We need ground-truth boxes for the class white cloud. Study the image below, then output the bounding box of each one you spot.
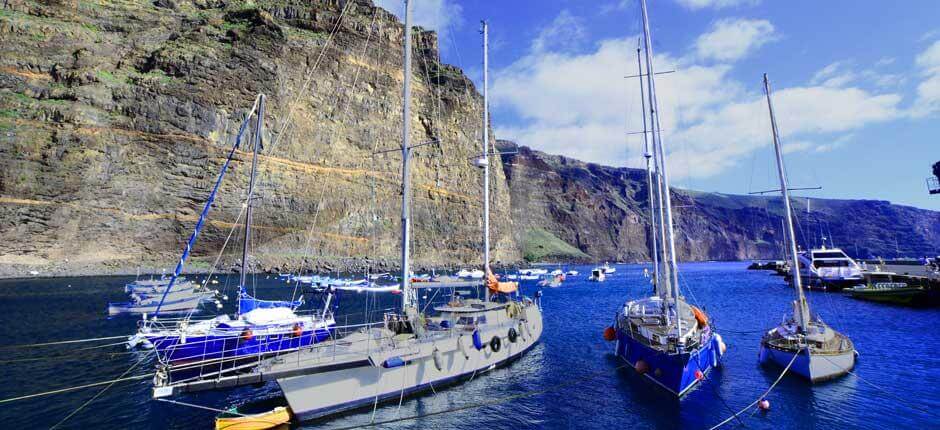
[675,0,761,10]
[811,60,904,90]
[694,18,776,62]
[492,15,905,181]
[912,40,940,117]
[374,0,463,43]
[532,10,587,54]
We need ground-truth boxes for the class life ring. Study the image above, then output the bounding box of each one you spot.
[292,324,303,338]
[241,328,254,341]
[508,328,518,343]
[490,336,502,353]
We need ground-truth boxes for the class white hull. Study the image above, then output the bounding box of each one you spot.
[758,344,855,382]
[276,305,543,421]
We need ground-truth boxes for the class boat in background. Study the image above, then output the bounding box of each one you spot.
[518,268,548,276]
[607,1,724,397]
[797,246,863,290]
[757,73,856,382]
[601,262,616,274]
[589,268,606,282]
[845,270,935,306]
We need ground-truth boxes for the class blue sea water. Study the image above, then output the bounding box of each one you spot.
[0,262,938,429]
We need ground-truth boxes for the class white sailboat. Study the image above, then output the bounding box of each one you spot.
[757,74,856,382]
[152,6,542,421]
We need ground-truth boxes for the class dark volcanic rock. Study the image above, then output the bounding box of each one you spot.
[0,0,516,276]
[497,140,940,262]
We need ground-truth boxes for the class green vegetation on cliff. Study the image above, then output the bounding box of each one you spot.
[523,228,590,262]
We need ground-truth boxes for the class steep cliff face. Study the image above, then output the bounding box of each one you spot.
[0,0,515,276]
[498,141,940,262]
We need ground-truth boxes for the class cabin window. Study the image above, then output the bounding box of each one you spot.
[457,316,475,325]
[813,252,847,259]
[814,260,850,268]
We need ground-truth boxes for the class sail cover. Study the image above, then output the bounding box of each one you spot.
[238,286,303,314]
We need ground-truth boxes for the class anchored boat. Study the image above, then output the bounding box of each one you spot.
[607,0,724,397]
[757,74,856,382]
[127,94,336,365]
[797,246,864,290]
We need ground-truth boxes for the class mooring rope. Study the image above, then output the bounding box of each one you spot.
[0,335,129,349]
[0,372,155,404]
[329,362,631,430]
[50,350,154,429]
[708,347,802,430]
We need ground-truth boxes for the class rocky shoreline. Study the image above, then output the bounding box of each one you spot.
[0,255,533,281]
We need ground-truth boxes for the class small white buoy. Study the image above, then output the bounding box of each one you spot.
[758,399,770,411]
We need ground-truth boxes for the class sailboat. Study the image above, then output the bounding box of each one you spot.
[605,0,724,397]
[757,74,856,381]
[128,94,336,364]
[152,7,543,422]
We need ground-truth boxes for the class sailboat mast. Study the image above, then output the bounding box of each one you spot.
[762,74,809,330]
[635,44,661,295]
[400,0,414,311]
[241,94,265,295]
[482,20,491,302]
[639,0,682,337]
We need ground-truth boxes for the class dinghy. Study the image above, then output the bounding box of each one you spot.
[215,406,290,430]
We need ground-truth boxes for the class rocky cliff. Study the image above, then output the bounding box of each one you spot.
[0,0,515,276]
[0,0,936,278]
[498,141,940,262]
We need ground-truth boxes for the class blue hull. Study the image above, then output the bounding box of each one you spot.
[614,329,722,396]
[151,326,334,364]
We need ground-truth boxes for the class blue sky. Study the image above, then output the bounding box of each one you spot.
[377,0,940,210]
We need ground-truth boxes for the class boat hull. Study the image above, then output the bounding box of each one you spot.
[151,326,335,364]
[276,305,543,422]
[846,287,930,306]
[758,344,855,382]
[614,329,722,396]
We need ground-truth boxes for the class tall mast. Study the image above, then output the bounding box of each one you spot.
[639,0,682,338]
[400,0,414,311]
[481,20,491,301]
[635,44,662,296]
[241,94,265,297]
[763,74,809,331]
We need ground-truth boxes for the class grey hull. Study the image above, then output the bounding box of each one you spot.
[276,304,543,421]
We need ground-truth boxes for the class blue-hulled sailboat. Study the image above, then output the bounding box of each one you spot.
[127,94,336,365]
[605,0,725,397]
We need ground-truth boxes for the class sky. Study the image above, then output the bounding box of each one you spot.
[375,0,940,211]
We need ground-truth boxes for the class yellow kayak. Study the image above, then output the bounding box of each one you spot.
[215,406,290,430]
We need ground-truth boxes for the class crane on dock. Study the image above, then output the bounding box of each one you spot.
[928,161,940,195]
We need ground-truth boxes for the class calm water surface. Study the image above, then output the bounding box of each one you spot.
[0,262,937,429]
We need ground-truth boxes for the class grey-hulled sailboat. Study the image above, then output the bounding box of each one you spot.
[757,73,856,381]
[153,3,542,421]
